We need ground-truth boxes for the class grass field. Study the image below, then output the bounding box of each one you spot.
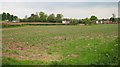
[2,24,118,65]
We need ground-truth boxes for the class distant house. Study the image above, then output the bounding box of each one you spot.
[92,20,109,24]
[96,20,103,24]
[102,19,110,24]
[62,19,70,24]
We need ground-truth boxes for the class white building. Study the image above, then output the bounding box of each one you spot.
[95,20,103,24]
[96,20,99,24]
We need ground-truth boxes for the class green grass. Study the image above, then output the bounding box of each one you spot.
[2,57,45,65]
[2,24,118,65]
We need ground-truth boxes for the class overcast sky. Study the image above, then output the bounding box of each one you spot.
[0,0,119,19]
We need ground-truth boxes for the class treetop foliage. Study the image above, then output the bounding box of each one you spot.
[21,11,63,23]
[1,12,18,21]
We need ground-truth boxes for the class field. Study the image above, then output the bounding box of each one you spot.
[2,24,118,65]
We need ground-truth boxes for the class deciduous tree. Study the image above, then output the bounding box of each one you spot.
[56,14,63,22]
[90,16,98,21]
[2,12,7,21]
[47,14,55,22]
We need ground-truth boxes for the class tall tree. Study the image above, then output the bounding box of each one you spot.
[6,13,10,21]
[2,12,7,21]
[9,15,14,21]
[13,16,18,20]
[90,16,98,21]
[56,14,63,22]
[47,14,55,22]
[110,13,116,22]
[39,12,47,22]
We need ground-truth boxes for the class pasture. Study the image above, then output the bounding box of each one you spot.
[2,24,118,65]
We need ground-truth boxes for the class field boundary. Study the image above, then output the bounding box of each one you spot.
[1,22,74,28]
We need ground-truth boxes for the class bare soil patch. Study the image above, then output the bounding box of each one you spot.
[3,41,63,62]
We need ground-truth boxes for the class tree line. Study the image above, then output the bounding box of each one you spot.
[20,12,63,23]
[109,13,120,22]
[0,12,18,21]
[1,12,119,24]
[20,11,99,25]
[63,15,98,25]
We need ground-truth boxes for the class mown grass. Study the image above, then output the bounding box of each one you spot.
[2,24,118,65]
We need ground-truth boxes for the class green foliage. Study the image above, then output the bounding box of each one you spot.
[117,18,120,22]
[47,14,56,22]
[109,13,118,22]
[39,11,47,22]
[110,17,115,22]
[56,14,63,22]
[82,18,91,25]
[9,15,14,21]
[21,11,63,23]
[70,19,80,24]
[1,12,18,21]
[6,13,10,21]
[2,12,7,21]
[109,17,119,22]
[90,16,98,21]
[13,16,18,20]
